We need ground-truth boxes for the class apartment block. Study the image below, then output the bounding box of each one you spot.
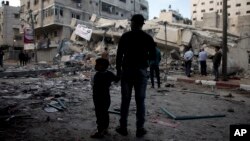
[191,0,250,22]
[0,1,22,48]
[20,0,149,49]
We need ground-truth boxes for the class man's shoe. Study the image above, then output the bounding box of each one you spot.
[116,126,128,136]
[136,128,147,138]
[90,131,104,138]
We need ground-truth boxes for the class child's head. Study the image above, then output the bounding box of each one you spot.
[95,58,109,71]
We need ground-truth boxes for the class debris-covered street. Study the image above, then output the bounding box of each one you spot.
[1,66,249,141]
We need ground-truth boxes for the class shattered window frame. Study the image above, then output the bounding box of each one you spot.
[101,2,116,15]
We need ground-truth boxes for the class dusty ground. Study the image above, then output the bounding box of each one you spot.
[0,73,250,141]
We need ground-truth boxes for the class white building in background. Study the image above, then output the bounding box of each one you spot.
[0,1,22,48]
[191,0,250,22]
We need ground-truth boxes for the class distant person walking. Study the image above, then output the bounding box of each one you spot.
[0,49,4,68]
[19,50,25,66]
[116,14,156,138]
[213,46,222,81]
[198,48,208,76]
[150,47,161,88]
[183,47,193,77]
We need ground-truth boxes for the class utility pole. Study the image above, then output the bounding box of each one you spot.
[29,10,37,63]
[222,0,228,81]
[164,21,168,77]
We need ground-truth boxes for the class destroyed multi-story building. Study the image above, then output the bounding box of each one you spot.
[0,1,23,59]
[19,0,149,61]
[191,0,250,71]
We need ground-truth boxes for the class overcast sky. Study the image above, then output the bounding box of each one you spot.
[7,0,191,19]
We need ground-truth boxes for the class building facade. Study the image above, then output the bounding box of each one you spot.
[20,0,149,49]
[0,1,22,48]
[158,9,184,23]
[191,0,250,22]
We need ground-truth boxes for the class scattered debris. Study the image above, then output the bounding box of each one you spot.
[1,94,32,99]
[161,107,226,120]
[227,108,235,113]
[224,93,234,98]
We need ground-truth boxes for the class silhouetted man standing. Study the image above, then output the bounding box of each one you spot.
[116,14,156,138]
[213,46,222,81]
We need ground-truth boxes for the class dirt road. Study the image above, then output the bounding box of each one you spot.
[0,75,249,141]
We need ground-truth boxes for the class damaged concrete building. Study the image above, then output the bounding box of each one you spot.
[58,11,248,76]
[20,0,149,62]
[191,0,250,71]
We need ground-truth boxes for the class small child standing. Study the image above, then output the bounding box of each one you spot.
[91,58,118,138]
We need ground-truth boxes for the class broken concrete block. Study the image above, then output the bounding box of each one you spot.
[155,26,181,44]
[170,49,181,60]
[181,29,193,45]
[90,14,97,22]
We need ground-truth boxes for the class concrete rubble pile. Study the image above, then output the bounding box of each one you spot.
[58,15,248,74]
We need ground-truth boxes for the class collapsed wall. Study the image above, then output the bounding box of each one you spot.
[58,15,248,74]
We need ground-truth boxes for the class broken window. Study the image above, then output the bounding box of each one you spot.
[54,31,58,37]
[236,3,241,7]
[247,2,250,5]
[101,2,115,14]
[201,2,205,5]
[209,1,213,4]
[27,1,30,9]
[72,12,81,20]
[193,4,197,6]
[193,11,197,13]
[209,8,214,11]
[14,13,20,19]
[201,9,205,12]
[34,0,39,5]
[60,9,63,17]
[247,11,250,14]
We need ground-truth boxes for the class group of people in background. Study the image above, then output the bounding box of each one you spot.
[184,45,222,81]
[19,50,30,66]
